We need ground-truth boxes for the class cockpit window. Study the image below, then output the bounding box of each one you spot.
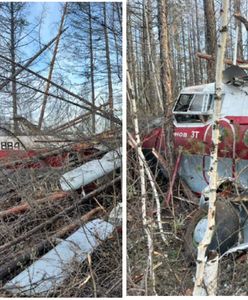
[173,93,213,124]
[174,94,194,111]
[207,94,214,110]
[189,94,204,111]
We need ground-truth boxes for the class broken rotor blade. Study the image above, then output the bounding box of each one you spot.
[60,147,122,191]
[3,219,114,296]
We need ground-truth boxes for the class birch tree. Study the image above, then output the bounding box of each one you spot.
[127,70,157,295]
[193,0,229,295]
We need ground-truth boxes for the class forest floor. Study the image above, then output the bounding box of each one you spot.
[127,161,248,296]
[0,153,122,297]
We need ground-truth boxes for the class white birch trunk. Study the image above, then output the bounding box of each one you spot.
[127,71,157,295]
[193,0,229,295]
[128,132,167,245]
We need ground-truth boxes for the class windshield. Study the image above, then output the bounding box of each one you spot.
[173,94,213,124]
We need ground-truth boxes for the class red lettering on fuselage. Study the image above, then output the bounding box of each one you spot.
[142,116,248,161]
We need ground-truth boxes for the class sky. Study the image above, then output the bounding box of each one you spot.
[28,2,63,43]
[14,2,122,131]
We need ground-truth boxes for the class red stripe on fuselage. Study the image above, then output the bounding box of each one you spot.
[142,116,248,160]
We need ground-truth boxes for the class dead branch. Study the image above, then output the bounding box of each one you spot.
[0,54,121,126]
[0,176,121,253]
[0,191,69,218]
[0,207,103,281]
[234,13,248,31]
[0,28,67,91]
[196,52,248,69]
[38,3,68,129]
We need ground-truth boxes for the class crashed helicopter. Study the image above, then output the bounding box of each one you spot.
[142,65,248,259]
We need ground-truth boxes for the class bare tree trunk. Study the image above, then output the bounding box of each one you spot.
[141,0,164,113]
[89,3,96,133]
[114,2,122,33]
[113,3,122,81]
[158,0,174,171]
[103,3,114,130]
[234,0,244,60]
[10,3,18,134]
[127,12,138,103]
[193,0,229,295]
[158,0,173,111]
[38,3,67,130]
[195,0,203,82]
[142,2,150,110]
[181,18,188,86]
[135,28,143,105]
[203,0,217,82]
[191,14,199,85]
[188,22,194,85]
[127,71,157,295]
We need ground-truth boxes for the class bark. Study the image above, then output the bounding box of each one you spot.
[193,0,229,295]
[191,14,199,85]
[203,0,217,82]
[128,133,167,245]
[127,12,137,102]
[188,21,194,85]
[195,0,203,82]
[234,13,248,31]
[113,3,122,80]
[158,0,173,106]
[181,18,188,86]
[127,70,157,295]
[234,0,244,60]
[144,0,163,113]
[103,3,114,130]
[10,3,18,134]
[89,3,96,133]
[157,0,174,172]
[142,2,150,109]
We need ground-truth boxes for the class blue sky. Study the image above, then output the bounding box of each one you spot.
[28,2,63,43]
[0,2,122,131]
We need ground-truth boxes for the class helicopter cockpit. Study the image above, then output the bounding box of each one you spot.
[173,93,214,124]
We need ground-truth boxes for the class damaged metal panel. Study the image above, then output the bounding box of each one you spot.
[60,147,122,191]
[3,219,114,296]
[222,65,247,84]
